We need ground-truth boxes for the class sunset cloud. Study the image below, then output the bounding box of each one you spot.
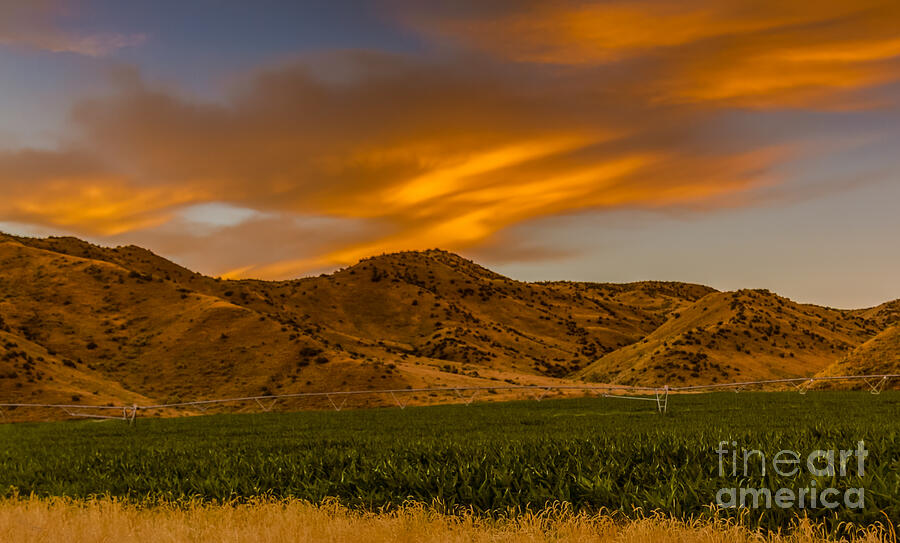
[0,1,145,56]
[399,0,900,107]
[0,2,898,280]
[0,53,788,277]
[0,149,201,235]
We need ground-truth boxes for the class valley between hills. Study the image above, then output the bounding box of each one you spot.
[1,232,898,410]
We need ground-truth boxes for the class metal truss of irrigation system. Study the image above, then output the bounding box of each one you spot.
[1,374,898,422]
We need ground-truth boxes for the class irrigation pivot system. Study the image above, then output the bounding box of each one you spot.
[1,374,897,423]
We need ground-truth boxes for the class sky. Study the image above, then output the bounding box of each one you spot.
[1,0,899,309]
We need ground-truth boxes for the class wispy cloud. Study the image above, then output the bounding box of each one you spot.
[0,1,145,56]
[1,1,898,278]
[397,0,900,108]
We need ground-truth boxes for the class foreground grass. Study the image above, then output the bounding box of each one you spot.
[2,393,900,531]
[0,498,895,543]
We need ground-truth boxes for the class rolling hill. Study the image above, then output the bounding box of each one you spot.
[1,232,897,413]
[817,324,900,378]
[578,289,880,385]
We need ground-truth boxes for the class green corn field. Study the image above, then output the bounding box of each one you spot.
[1,392,899,531]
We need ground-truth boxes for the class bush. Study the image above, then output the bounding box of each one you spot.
[299,347,322,358]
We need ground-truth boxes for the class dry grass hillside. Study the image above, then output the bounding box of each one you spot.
[12,237,712,378]
[817,299,900,379]
[0,328,151,409]
[817,324,900,377]
[1,234,706,408]
[1,232,898,410]
[0,237,397,408]
[241,253,714,380]
[853,299,900,328]
[580,289,883,386]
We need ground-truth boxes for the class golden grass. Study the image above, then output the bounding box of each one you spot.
[0,498,895,543]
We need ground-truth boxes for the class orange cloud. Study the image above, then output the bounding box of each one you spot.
[4,1,898,278]
[0,1,145,56]
[8,180,201,235]
[400,2,809,63]
[0,149,202,235]
[0,52,817,278]
[399,1,900,108]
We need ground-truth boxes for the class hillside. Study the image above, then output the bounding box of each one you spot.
[0,237,398,408]
[817,299,900,379]
[0,234,711,409]
[1,234,712,379]
[579,289,881,386]
[852,299,900,329]
[1,231,898,413]
[817,324,900,377]
[0,328,151,408]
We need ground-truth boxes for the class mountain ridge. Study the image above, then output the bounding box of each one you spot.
[1,232,897,415]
